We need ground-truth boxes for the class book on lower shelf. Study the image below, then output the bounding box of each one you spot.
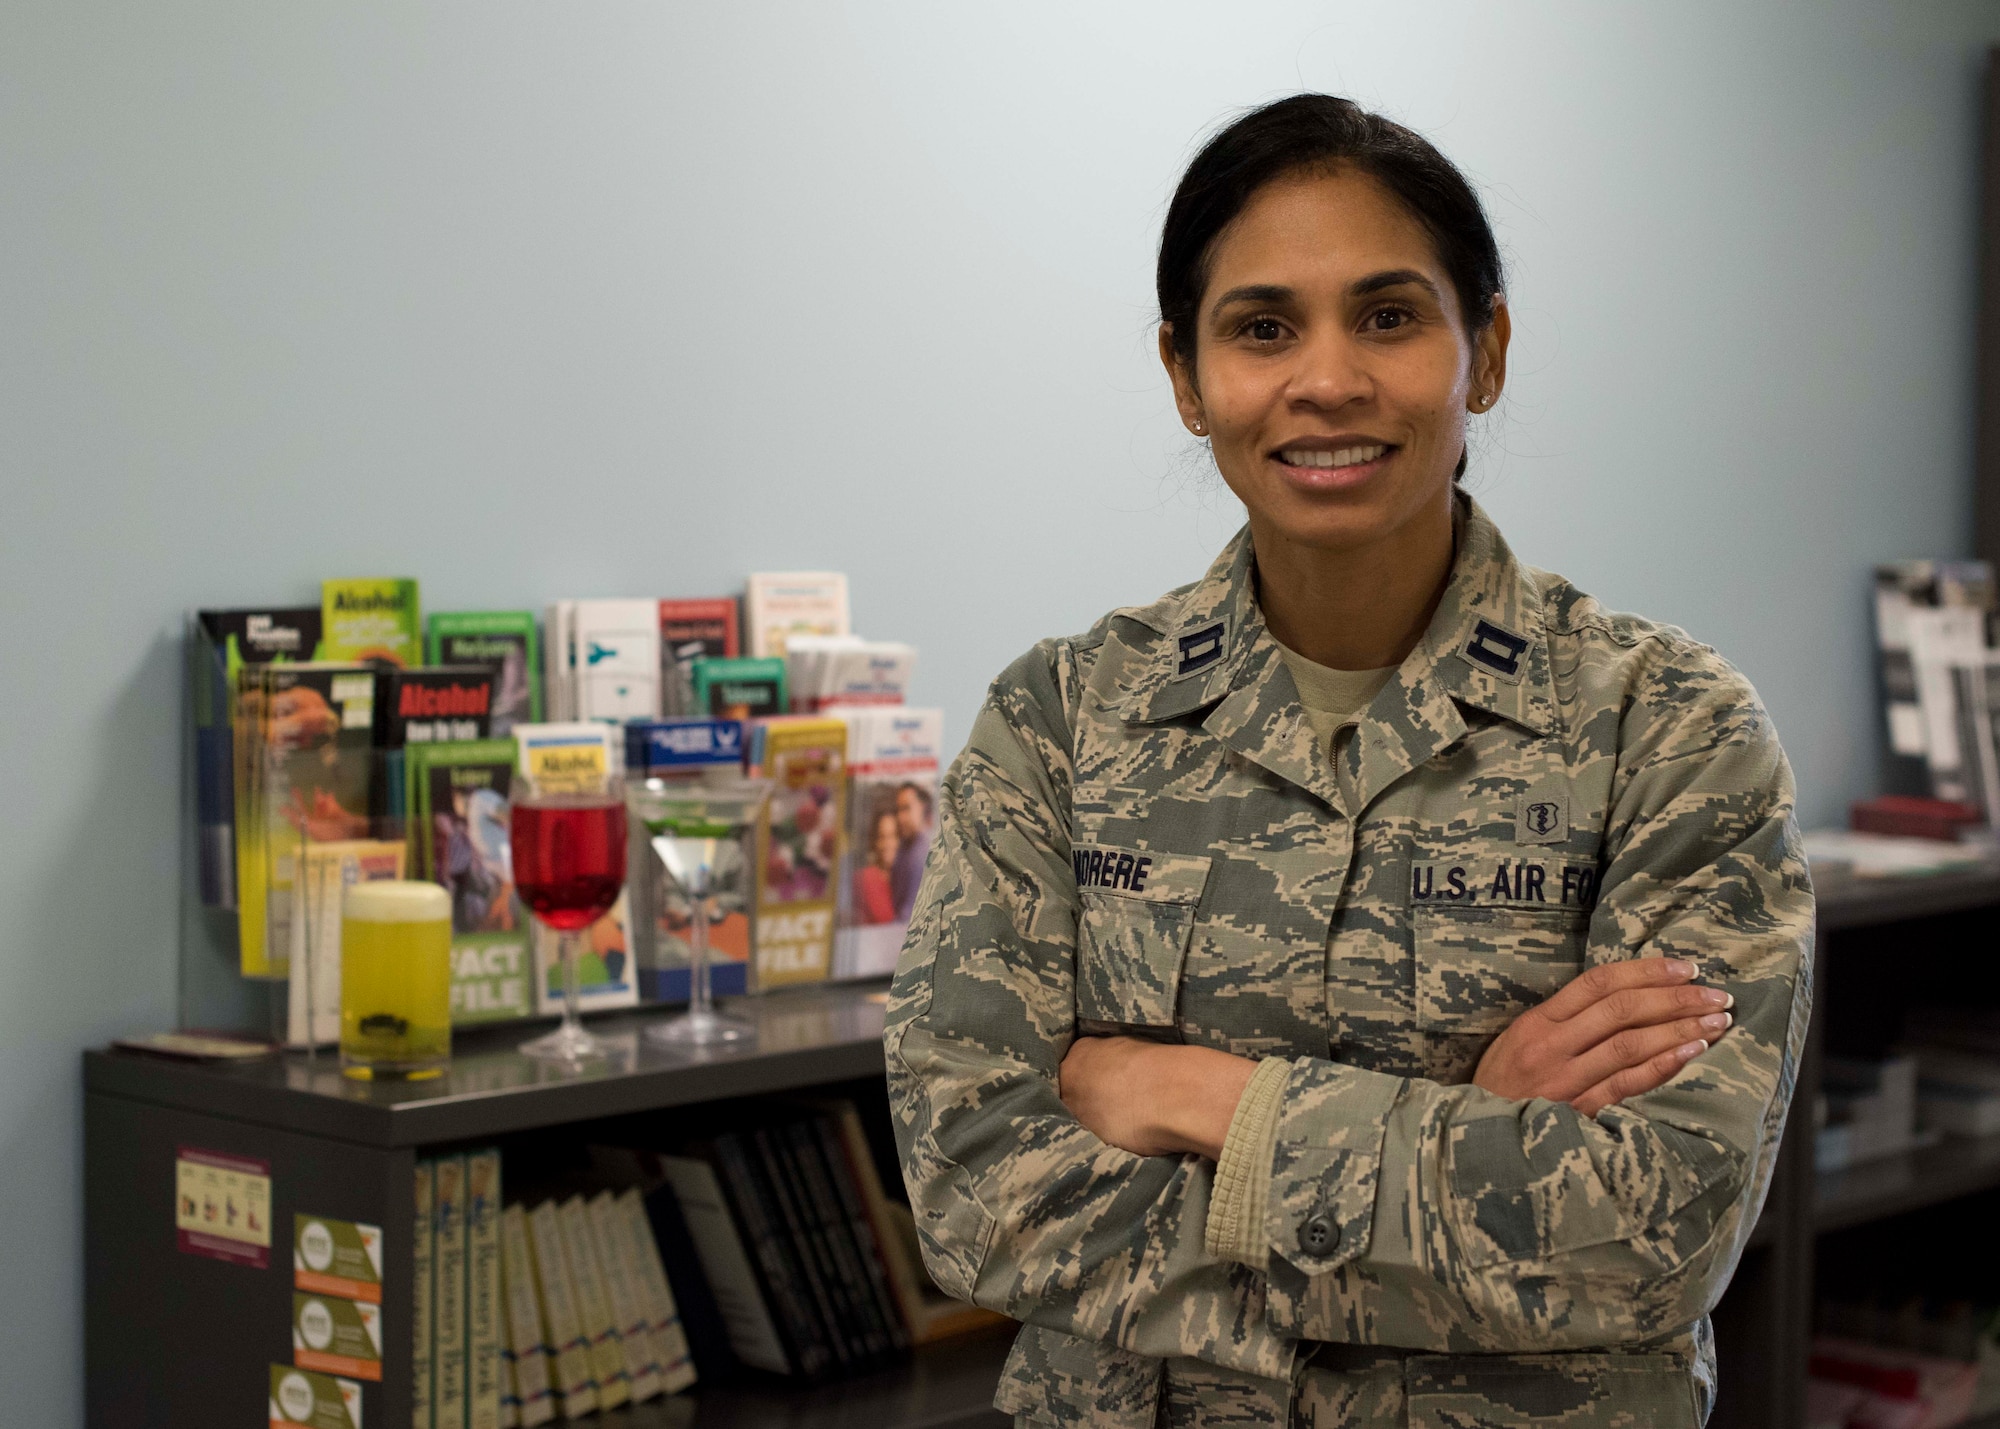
[522,1201,597,1418]
[409,1110,999,1420]
[582,1192,664,1402]
[434,1156,470,1427]
[591,1097,1006,1380]
[468,1151,505,1429]
[414,1163,436,1426]
[499,1206,557,1428]
[630,1174,741,1382]
[770,1119,902,1361]
[735,1125,861,1374]
[798,1098,1009,1346]
[655,1150,803,1378]
[423,1173,708,1424]
[415,1152,506,1429]
[556,1195,632,1410]
[609,1188,697,1393]
[791,1117,905,1354]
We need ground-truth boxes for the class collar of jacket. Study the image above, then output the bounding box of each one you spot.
[1113,493,1556,812]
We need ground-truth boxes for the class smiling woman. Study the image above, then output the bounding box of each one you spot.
[884,95,1810,1429]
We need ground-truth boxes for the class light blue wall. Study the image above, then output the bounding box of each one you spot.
[4,1,1997,1417]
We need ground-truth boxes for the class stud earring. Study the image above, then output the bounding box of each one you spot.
[1192,419,1206,435]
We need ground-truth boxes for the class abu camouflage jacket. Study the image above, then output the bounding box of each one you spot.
[885,496,1812,1427]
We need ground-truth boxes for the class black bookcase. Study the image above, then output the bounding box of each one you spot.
[83,983,1013,1429]
[1711,864,2000,1429]
[85,869,2000,1427]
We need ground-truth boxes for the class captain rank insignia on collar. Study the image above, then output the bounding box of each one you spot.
[1462,618,1529,680]
[1175,621,1226,677]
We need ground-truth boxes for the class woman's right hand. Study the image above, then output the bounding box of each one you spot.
[1473,958,1734,1117]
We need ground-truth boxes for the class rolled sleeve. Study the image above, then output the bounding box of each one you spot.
[1203,1054,1293,1269]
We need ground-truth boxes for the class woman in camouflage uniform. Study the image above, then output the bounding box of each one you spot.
[886,95,1810,1428]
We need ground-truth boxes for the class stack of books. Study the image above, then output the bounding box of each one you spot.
[1904,1006,2000,1139]
[1817,1056,1929,1173]
[591,1097,1006,1380]
[406,1098,1005,1425]
[415,1150,695,1428]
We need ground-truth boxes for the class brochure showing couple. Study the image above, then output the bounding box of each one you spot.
[833,708,944,980]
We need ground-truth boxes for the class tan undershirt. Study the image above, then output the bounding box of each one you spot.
[1203,638,1396,1268]
[1272,637,1397,761]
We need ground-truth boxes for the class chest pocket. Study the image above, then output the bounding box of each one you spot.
[1415,904,1589,1037]
[1415,903,1588,1083]
[1073,846,1212,1031]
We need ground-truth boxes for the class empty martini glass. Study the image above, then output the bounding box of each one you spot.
[639,776,771,1047]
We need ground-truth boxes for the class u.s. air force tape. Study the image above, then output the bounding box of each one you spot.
[1411,859,1599,911]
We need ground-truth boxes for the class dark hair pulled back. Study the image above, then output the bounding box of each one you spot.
[1157,94,1503,370]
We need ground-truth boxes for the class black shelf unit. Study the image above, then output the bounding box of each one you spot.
[1815,1127,2000,1235]
[1709,864,2000,1429]
[1813,865,2000,933]
[83,983,1011,1429]
[85,868,2000,1428]
[86,984,901,1148]
[586,1323,1015,1429]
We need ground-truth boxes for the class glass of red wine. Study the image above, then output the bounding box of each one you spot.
[510,776,628,1064]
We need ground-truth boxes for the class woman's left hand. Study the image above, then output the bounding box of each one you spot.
[1059,1035,1259,1160]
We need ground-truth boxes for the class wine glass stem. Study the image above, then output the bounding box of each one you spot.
[560,929,583,1035]
[300,833,316,1062]
[689,898,712,1020]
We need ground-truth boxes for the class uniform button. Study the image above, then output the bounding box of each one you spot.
[1297,1212,1339,1257]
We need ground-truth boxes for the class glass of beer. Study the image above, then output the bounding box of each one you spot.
[340,880,452,1080]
